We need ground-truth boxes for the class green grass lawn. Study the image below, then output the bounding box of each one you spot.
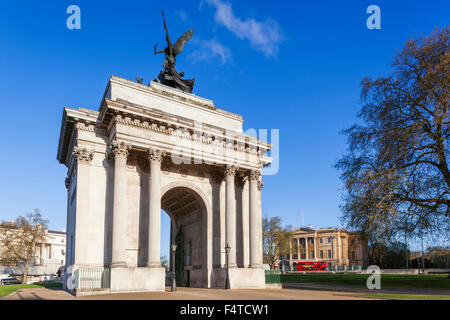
[0,282,62,297]
[280,273,450,290]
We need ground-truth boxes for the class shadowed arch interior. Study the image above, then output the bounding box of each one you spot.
[161,187,204,219]
[161,186,208,287]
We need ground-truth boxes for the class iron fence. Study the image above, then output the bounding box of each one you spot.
[77,267,110,290]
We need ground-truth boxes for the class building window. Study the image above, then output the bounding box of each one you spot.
[319,250,324,259]
[319,238,323,244]
[327,250,332,259]
[311,251,314,258]
[328,237,331,243]
[351,251,356,260]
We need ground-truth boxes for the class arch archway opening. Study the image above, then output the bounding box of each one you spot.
[161,186,208,288]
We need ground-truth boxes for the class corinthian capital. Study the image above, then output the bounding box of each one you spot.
[224,164,238,177]
[73,147,94,163]
[111,140,131,158]
[257,180,264,190]
[248,169,262,181]
[148,148,166,163]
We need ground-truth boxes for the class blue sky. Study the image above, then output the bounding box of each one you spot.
[0,1,448,256]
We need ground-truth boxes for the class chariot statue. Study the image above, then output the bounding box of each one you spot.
[154,11,195,93]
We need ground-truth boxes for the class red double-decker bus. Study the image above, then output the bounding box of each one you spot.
[295,261,329,271]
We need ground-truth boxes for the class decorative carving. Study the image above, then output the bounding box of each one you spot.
[224,165,238,177]
[258,180,264,190]
[111,140,131,158]
[73,147,94,163]
[147,148,166,163]
[65,177,71,189]
[248,169,262,181]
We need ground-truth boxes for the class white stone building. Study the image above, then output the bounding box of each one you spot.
[57,76,272,295]
[0,228,66,281]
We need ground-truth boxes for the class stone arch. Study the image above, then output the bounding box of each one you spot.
[160,180,212,287]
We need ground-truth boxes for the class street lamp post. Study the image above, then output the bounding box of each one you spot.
[171,244,177,292]
[225,243,231,290]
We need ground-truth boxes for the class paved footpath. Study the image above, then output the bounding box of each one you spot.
[4,287,373,300]
[282,282,450,296]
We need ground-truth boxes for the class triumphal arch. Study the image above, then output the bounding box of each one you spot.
[57,76,272,294]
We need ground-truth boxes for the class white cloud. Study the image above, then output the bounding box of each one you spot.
[189,37,232,65]
[204,0,282,57]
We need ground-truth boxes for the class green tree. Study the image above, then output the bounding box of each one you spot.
[336,27,450,241]
[0,209,48,284]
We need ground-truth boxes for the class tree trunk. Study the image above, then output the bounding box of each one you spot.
[22,261,29,284]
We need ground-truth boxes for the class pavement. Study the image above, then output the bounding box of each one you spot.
[3,286,374,300]
[282,282,450,296]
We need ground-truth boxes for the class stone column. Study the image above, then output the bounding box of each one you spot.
[249,169,261,268]
[40,243,44,265]
[73,146,94,266]
[225,165,238,267]
[297,238,301,260]
[111,141,130,268]
[314,233,318,260]
[147,148,165,267]
[305,237,309,260]
[337,231,342,265]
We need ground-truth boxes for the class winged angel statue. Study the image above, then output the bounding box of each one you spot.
[154,11,195,93]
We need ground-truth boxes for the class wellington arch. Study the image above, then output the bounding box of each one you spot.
[57,76,272,295]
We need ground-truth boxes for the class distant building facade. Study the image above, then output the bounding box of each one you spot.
[277,226,368,269]
[0,228,66,281]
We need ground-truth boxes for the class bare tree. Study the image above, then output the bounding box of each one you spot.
[263,216,294,269]
[0,209,48,284]
[336,27,450,241]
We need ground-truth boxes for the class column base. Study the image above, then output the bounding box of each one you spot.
[111,261,128,268]
[146,262,162,268]
[110,267,165,293]
[250,264,263,268]
[211,267,265,289]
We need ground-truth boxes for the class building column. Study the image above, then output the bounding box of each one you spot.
[297,238,301,260]
[305,237,309,260]
[40,243,44,265]
[249,169,261,268]
[314,233,318,260]
[111,141,130,268]
[225,165,238,267]
[147,148,165,267]
[73,146,94,266]
[337,231,342,265]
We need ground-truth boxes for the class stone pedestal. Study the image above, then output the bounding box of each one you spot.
[110,267,165,293]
